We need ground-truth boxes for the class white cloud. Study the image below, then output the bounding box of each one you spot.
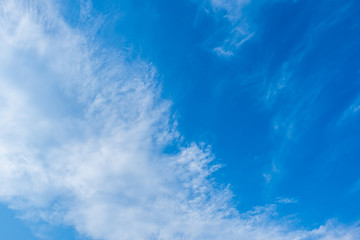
[336,94,360,126]
[193,0,253,56]
[276,197,298,204]
[0,1,360,240]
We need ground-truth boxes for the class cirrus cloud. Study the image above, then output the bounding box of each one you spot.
[0,1,359,240]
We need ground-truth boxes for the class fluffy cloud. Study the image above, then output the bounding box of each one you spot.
[0,1,359,240]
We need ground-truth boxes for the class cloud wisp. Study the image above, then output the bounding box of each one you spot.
[0,1,360,240]
[193,0,254,56]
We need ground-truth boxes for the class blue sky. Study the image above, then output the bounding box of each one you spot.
[0,0,359,239]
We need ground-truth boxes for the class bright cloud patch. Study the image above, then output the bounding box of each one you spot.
[0,1,360,240]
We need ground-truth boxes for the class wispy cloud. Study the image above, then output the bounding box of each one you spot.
[193,0,253,56]
[0,1,360,239]
[276,197,298,204]
[235,0,360,183]
[336,94,360,126]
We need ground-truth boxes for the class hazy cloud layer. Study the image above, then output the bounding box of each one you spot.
[0,1,359,239]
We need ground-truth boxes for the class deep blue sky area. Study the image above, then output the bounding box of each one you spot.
[1,0,360,239]
[0,205,36,240]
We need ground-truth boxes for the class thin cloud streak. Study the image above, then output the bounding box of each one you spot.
[0,1,360,239]
[336,94,360,126]
[193,0,253,56]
